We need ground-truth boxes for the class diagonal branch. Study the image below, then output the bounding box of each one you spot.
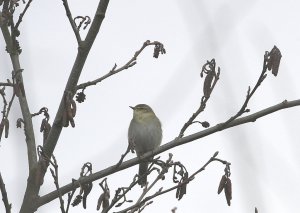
[61,0,81,44]
[1,17,37,172]
[178,60,220,137]
[0,172,11,213]
[222,47,280,127]
[15,0,33,30]
[75,40,165,90]
[37,98,300,208]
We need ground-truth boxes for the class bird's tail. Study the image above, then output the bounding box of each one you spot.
[138,161,149,187]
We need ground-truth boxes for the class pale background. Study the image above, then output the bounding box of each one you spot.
[1,0,300,212]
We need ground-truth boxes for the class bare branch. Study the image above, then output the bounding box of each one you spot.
[5,92,15,118]
[0,172,12,213]
[15,0,33,30]
[38,146,66,213]
[115,152,228,213]
[1,23,37,174]
[76,40,165,90]
[0,82,13,87]
[37,98,300,207]
[61,0,82,43]
[178,59,220,137]
[222,46,282,127]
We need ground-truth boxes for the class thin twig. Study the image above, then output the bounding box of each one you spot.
[0,88,8,118]
[61,0,82,43]
[75,40,164,90]
[116,152,226,213]
[38,146,66,213]
[5,92,15,118]
[115,145,131,168]
[222,52,270,127]
[15,0,33,29]
[49,156,66,213]
[0,172,12,213]
[0,82,13,87]
[65,182,76,213]
[178,63,220,137]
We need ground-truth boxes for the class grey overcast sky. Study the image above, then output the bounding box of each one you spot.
[1,0,300,212]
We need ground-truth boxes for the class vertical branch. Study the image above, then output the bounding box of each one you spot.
[1,19,37,172]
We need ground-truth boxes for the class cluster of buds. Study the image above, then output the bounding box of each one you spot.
[76,89,86,103]
[153,42,166,58]
[62,92,77,127]
[265,45,282,77]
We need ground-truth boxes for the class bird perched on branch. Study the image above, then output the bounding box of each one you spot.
[128,104,162,186]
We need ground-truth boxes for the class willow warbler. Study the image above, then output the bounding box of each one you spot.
[128,104,162,186]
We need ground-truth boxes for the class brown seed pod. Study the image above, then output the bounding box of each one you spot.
[224,178,232,206]
[72,195,82,207]
[69,117,75,128]
[40,118,46,132]
[82,183,93,209]
[43,123,51,144]
[4,118,9,138]
[203,72,214,98]
[97,192,110,211]
[71,99,77,117]
[0,120,4,141]
[217,175,227,194]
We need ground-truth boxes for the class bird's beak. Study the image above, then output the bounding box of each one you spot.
[129,106,135,110]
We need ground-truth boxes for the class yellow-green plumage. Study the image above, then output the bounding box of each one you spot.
[128,104,162,186]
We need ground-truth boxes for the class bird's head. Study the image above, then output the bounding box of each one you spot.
[130,104,156,121]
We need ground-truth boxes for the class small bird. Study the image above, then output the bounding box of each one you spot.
[128,104,162,186]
